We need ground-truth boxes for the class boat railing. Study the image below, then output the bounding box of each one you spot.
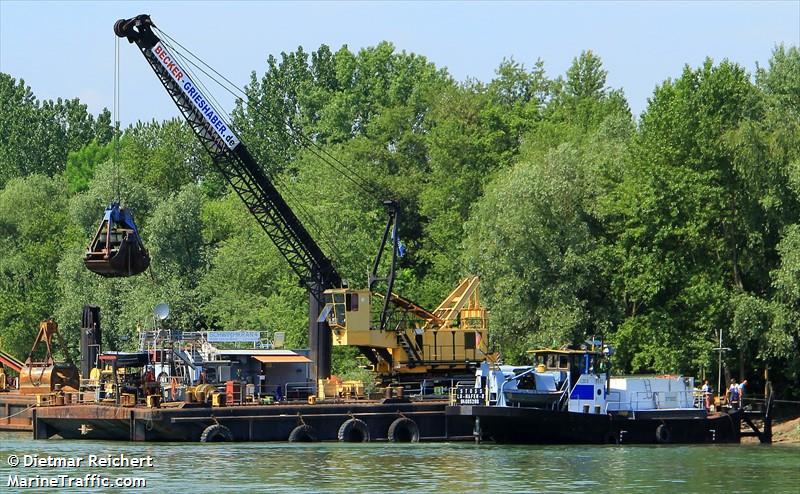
[556,376,571,410]
[448,386,460,405]
[284,381,315,400]
[407,379,478,400]
[604,390,622,414]
[391,380,424,398]
[692,389,705,409]
[606,390,698,412]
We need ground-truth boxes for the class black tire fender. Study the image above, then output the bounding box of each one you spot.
[288,424,319,442]
[387,417,420,443]
[337,418,370,442]
[655,424,671,444]
[200,424,234,443]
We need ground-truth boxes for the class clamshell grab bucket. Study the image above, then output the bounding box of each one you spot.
[84,203,150,277]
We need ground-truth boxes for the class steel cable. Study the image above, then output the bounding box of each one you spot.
[151,27,469,276]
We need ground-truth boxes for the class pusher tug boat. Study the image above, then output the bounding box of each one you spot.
[447,346,773,444]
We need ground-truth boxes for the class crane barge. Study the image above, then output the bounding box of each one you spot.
[20,15,768,446]
[14,14,491,443]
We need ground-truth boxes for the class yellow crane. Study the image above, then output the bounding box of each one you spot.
[324,275,488,378]
[322,203,489,379]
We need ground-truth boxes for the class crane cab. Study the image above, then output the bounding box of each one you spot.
[322,289,396,349]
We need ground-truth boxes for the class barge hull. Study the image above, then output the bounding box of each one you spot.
[34,401,473,442]
[0,393,36,431]
[447,405,743,444]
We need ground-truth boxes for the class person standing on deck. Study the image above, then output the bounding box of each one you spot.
[143,366,156,397]
[701,379,712,410]
[727,378,741,409]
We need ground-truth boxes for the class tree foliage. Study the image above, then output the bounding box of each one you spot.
[0,74,111,188]
[0,45,798,395]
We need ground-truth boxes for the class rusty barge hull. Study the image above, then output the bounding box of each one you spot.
[0,393,36,431]
[33,401,473,442]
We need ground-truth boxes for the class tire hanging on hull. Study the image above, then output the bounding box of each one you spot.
[387,417,420,443]
[338,418,370,442]
[655,424,672,444]
[200,424,234,443]
[288,424,319,442]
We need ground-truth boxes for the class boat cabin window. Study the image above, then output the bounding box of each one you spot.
[532,351,602,373]
[537,353,573,370]
[574,353,598,373]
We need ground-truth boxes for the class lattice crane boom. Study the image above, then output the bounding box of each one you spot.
[114,14,340,379]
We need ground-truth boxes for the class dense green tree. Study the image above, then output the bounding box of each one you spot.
[465,116,631,362]
[65,140,112,193]
[0,175,71,359]
[606,57,794,376]
[1,42,799,396]
[0,74,111,187]
[119,119,215,196]
[198,193,307,346]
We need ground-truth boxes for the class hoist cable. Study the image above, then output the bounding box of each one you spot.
[153,27,469,276]
[113,34,121,203]
[153,26,383,202]
[162,34,346,264]
[157,32,355,267]
[158,35,234,133]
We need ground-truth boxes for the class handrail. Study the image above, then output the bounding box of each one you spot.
[605,390,697,411]
[556,375,571,410]
[284,381,315,400]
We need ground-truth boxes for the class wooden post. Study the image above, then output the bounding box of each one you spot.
[473,416,481,444]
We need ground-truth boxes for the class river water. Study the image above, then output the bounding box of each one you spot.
[1,432,798,493]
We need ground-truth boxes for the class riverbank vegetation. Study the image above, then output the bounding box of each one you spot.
[0,44,798,395]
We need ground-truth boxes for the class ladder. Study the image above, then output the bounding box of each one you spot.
[397,332,422,367]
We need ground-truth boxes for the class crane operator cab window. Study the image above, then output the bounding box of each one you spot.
[331,292,348,328]
[322,289,370,332]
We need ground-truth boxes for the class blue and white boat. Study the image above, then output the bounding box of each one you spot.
[448,347,750,444]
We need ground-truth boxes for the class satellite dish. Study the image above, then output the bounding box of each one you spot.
[154,303,170,321]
